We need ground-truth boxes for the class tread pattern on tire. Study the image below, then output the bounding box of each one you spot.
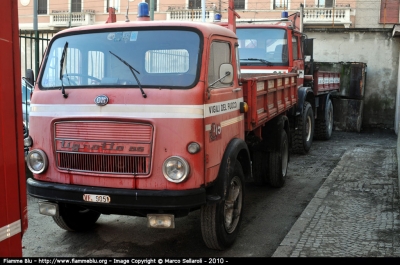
[291,101,313,155]
[314,119,328,140]
[52,215,76,231]
[52,205,101,232]
[314,99,333,140]
[201,203,220,250]
[252,151,268,186]
[268,130,288,188]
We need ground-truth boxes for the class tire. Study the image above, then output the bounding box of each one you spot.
[268,129,289,188]
[291,101,314,154]
[201,162,245,250]
[52,203,101,232]
[252,151,269,186]
[314,99,333,140]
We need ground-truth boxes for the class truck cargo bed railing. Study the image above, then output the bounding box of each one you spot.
[241,73,298,132]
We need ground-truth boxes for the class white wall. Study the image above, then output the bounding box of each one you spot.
[307,29,399,130]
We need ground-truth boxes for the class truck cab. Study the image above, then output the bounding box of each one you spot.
[232,9,339,154]
[237,22,304,80]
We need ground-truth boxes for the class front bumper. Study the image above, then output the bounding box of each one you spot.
[27,178,207,216]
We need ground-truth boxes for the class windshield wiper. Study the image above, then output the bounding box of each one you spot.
[59,42,69,98]
[240,58,272,66]
[109,51,147,98]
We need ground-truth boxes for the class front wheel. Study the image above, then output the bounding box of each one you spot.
[201,162,245,250]
[52,203,101,232]
[292,101,314,155]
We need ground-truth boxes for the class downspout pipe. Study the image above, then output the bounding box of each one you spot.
[396,54,400,135]
[300,3,304,33]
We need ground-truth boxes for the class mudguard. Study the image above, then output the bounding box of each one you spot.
[262,115,290,150]
[316,93,331,120]
[206,138,251,202]
[296,86,315,114]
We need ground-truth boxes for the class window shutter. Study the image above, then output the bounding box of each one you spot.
[380,0,399,24]
[325,0,334,8]
[38,0,47,14]
[188,0,202,9]
[71,0,82,13]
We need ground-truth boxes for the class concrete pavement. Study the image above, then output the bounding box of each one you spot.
[273,132,400,257]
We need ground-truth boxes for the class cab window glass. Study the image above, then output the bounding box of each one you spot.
[292,36,298,60]
[208,41,231,88]
[40,30,200,89]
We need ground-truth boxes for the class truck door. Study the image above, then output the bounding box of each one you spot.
[0,0,28,257]
[204,39,244,182]
[292,33,304,86]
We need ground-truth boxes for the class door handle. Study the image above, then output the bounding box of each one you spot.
[232,88,242,92]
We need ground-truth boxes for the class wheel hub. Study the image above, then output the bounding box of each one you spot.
[224,176,243,234]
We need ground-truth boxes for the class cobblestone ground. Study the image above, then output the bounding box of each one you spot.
[274,141,400,257]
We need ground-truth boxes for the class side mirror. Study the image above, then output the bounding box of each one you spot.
[24,69,35,88]
[219,63,234,84]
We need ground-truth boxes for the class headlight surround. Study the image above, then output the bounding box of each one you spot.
[187,142,200,154]
[26,149,48,174]
[24,135,33,147]
[162,156,190,183]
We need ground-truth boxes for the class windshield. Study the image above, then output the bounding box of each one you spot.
[236,28,288,66]
[40,29,201,89]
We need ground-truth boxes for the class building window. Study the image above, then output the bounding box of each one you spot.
[235,0,245,10]
[273,0,289,9]
[380,0,399,24]
[188,0,201,9]
[315,0,334,8]
[145,0,158,11]
[38,0,47,14]
[106,0,120,13]
[71,0,82,12]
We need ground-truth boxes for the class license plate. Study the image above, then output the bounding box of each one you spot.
[83,194,111,203]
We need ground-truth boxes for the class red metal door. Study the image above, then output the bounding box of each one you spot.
[0,0,28,257]
[204,38,244,183]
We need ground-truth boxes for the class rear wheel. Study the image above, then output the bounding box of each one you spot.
[268,129,289,188]
[201,162,244,250]
[252,151,269,186]
[292,101,314,154]
[52,204,101,232]
[314,99,333,140]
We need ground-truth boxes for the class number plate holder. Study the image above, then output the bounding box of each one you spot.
[83,194,111,203]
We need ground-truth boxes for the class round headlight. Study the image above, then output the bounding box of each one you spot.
[26,149,48,174]
[162,156,190,183]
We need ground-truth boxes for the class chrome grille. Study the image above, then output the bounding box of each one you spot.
[54,121,153,175]
[57,153,147,174]
[55,121,152,141]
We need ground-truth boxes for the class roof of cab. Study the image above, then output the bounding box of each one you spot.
[52,20,238,39]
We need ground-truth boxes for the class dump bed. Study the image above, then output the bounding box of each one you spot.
[241,73,298,132]
[313,70,341,95]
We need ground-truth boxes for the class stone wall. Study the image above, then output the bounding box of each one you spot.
[306,29,399,130]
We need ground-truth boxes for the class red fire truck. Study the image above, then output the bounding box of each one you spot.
[0,0,28,257]
[232,5,340,154]
[25,1,297,250]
